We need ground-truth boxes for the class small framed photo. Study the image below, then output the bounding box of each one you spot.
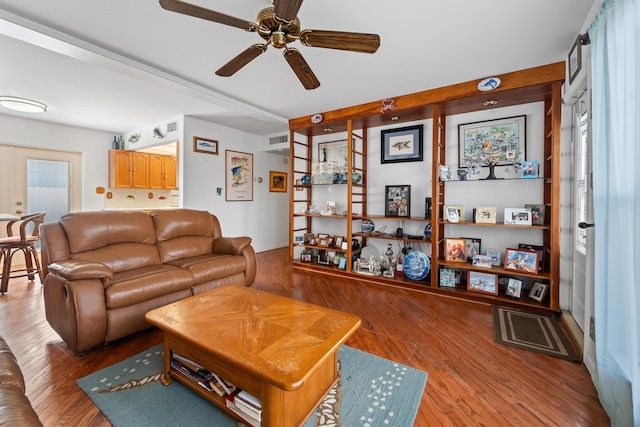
[341,240,349,250]
[467,270,498,295]
[504,247,539,274]
[521,160,539,179]
[445,238,467,262]
[439,165,451,181]
[472,254,493,269]
[524,204,545,225]
[485,249,502,266]
[529,281,549,302]
[333,236,344,248]
[381,124,423,164]
[506,278,524,299]
[463,237,481,258]
[318,237,332,248]
[474,207,496,224]
[303,233,314,244]
[568,35,582,84]
[301,251,312,262]
[317,250,330,265]
[269,171,287,192]
[294,235,304,245]
[518,243,545,272]
[193,136,219,155]
[443,205,465,222]
[439,268,458,288]
[385,185,411,217]
[504,208,532,226]
[338,257,347,270]
[326,201,337,215]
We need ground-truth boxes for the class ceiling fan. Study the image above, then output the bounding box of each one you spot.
[159,0,381,90]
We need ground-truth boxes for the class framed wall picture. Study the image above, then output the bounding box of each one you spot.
[504,247,539,274]
[225,150,253,201]
[444,238,467,262]
[385,185,411,217]
[381,124,423,164]
[568,35,582,84]
[467,270,498,295]
[529,281,549,302]
[458,116,526,168]
[193,136,218,155]
[506,278,524,299]
[318,140,348,172]
[269,171,287,192]
[521,160,539,178]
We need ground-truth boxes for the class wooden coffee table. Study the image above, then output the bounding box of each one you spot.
[145,285,361,427]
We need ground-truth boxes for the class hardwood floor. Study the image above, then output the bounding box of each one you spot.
[1,248,609,426]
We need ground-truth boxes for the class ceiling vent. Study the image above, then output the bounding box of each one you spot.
[269,134,288,145]
[167,121,178,133]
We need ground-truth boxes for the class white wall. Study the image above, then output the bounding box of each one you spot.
[0,114,112,212]
[181,116,289,253]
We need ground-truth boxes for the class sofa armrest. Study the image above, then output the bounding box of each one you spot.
[47,260,113,288]
[212,236,252,255]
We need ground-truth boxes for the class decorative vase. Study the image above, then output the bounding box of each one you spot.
[300,174,311,185]
[361,218,375,234]
[352,172,362,184]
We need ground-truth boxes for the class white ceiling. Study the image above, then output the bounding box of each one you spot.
[0,1,596,137]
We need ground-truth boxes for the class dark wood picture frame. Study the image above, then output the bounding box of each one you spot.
[381,124,423,164]
[193,136,218,155]
[568,35,582,84]
[384,185,411,217]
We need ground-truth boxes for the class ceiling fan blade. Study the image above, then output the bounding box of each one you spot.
[273,0,305,23]
[283,48,320,90]
[159,0,255,31]
[299,30,380,54]
[215,44,267,77]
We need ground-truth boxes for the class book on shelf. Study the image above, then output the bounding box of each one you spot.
[172,353,204,372]
[225,391,260,427]
[171,353,237,397]
[212,372,236,395]
[171,360,215,393]
[234,390,262,420]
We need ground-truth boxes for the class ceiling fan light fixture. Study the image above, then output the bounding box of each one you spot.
[0,96,47,113]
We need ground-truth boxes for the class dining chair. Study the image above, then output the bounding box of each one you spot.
[0,213,46,293]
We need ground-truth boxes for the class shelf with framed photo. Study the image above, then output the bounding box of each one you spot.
[288,62,563,312]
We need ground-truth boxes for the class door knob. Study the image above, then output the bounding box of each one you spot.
[578,222,595,229]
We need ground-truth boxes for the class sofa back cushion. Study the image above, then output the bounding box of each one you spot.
[152,209,220,263]
[59,211,160,273]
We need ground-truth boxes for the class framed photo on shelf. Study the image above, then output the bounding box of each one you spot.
[467,270,498,295]
[518,243,545,272]
[463,237,481,258]
[504,247,539,274]
[439,268,458,288]
[474,207,496,223]
[458,115,526,168]
[225,150,253,201]
[504,208,532,225]
[443,205,465,222]
[269,171,287,192]
[438,165,452,181]
[445,238,467,262]
[193,136,218,155]
[529,281,549,302]
[524,204,545,225]
[506,278,524,299]
[385,185,411,217]
[381,124,423,164]
[472,254,493,269]
[521,160,539,178]
[485,249,502,266]
[333,236,344,248]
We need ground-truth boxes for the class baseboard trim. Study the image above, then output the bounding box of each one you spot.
[560,310,584,357]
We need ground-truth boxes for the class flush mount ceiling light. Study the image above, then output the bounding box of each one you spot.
[0,96,47,113]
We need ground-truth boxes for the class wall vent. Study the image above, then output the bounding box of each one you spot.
[167,121,178,133]
[269,134,288,145]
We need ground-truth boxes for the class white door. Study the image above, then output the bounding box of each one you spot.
[0,145,81,235]
[571,89,596,371]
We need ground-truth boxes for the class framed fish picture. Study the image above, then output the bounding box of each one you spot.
[381,124,423,164]
[225,150,253,201]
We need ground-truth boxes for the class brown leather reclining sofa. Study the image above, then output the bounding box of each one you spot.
[39,208,256,354]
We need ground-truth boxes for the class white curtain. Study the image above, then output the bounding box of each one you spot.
[590,0,640,425]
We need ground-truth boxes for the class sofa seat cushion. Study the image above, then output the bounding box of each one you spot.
[166,254,247,285]
[106,265,193,309]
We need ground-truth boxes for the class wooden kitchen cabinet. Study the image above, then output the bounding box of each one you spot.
[149,154,177,190]
[109,150,149,188]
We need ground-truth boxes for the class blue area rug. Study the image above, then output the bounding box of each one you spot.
[77,344,427,427]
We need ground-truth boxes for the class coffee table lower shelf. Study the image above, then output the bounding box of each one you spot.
[160,335,339,427]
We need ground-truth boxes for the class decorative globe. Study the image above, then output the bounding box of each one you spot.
[352,172,362,184]
[361,218,375,234]
[424,223,432,240]
[300,174,311,185]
